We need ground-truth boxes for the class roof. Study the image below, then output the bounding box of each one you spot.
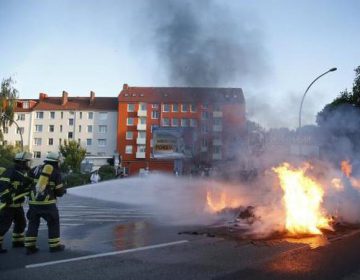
[118,85,245,104]
[33,97,118,111]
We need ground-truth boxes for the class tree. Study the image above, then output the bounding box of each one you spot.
[59,140,86,172]
[0,77,18,140]
[316,66,360,162]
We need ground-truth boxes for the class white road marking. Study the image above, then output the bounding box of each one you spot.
[26,240,189,269]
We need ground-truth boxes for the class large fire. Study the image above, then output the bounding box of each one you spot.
[273,162,332,235]
[206,189,242,213]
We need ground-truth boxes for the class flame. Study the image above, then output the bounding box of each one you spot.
[331,178,344,191]
[341,160,352,177]
[273,162,332,235]
[206,189,242,213]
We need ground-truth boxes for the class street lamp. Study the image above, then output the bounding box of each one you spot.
[298,67,337,129]
[0,113,23,151]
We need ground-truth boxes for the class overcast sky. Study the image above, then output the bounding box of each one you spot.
[0,0,359,128]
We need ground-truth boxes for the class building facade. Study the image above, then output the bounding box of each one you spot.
[3,91,118,168]
[117,84,246,175]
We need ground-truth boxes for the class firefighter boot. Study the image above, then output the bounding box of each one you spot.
[26,246,39,255]
[0,245,7,254]
[13,241,25,248]
[49,244,65,253]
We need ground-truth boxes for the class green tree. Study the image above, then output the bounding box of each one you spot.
[59,140,86,172]
[0,144,22,168]
[0,77,18,140]
[317,66,360,124]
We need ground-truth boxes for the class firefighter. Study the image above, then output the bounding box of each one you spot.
[0,152,33,253]
[25,152,66,255]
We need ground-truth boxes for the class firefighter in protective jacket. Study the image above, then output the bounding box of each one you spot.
[25,152,66,255]
[0,152,33,253]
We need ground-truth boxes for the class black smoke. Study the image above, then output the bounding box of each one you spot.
[147,0,268,86]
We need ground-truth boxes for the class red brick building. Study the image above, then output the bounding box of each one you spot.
[117,84,246,175]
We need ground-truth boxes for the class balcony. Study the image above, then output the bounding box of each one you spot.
[136,152,146,158]
[137,110,147,117]
[136,137,146,145]
[137,123,147,130]
[213,125,222,132]
[213,111,223,118]
[213,139,222,146]
[213,153,222,160]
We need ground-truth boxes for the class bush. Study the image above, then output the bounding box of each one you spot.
[63,172,90,188]
[98,165,116,181]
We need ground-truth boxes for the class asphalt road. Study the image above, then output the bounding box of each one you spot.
[1,194,360,280]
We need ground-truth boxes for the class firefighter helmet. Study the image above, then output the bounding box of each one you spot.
[45,152,62,162]
[14,152,33,161]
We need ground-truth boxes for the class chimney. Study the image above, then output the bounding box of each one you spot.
[62,91,68,105]
[123,83,129,90]
[90,91,95,105]
[39,92,48,100]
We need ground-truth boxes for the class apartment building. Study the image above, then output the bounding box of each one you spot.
[117,84,246,175]
[4,91,118,167]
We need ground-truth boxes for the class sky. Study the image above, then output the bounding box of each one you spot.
[0,0,359,128]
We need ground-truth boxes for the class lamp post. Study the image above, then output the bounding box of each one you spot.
[298,67,337,129]
[1,113,23,151]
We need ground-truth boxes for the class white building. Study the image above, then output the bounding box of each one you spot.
[3,91,118,168]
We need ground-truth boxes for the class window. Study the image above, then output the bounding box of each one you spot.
[80,112,83,119]
[191,104,197,112]
[152,104,159,109]
[127,117,134,126]
[35,125,43,132]
[87,125,93,133]
[214,118,222,125]
[48,138,53,146]
[125,145,133,154]
[34,151,41,158]
[181,119,189,127]
[59,138,62,145]
[69,118,74,125]
[69,111,75,116]
[162,118,170,126]
[86,139,92,146]
[128,104,135,112]
[172,118,179,127]
[34,138,42,146]
[151,111,159,119]
[126,131,133,140]
[17,127,24,134]
[190,119,197,127]
[23,102,29,109]
[213,146,221,154]
[79,125,81,133]
[138,145,146,153]
[3,140,7,145]
[98,139,106,147]
[139,118,146,125]
[201,125,209,133]
[50,112,55,119]
[99,125,107,133]
[163,104,170,112]
[60,125,63,132]
[181,104,189,112]
[99,112,108,120]
[88,112,94,119]
[138,131,146,138]
[68,132,73,139]
[49,125,55,132]
[36,112,44,119]
[17,114,25,121]
[172,104,179,112]
[3,127,8,134]
[139,103,146,111]
[214,104,221,111]
[61,112,64,119]
[202,138,208,147]
[201,111,209,120]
